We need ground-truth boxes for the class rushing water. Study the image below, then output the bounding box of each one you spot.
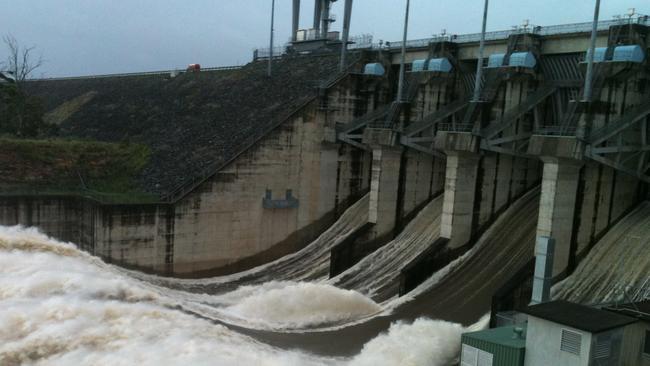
[553,202,650,305]
[329,195,443,302]
[0,225,487,366]
[130,194,443,307]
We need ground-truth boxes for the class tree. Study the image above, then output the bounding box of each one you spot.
[2,35,43,84]
[0,35,52,137]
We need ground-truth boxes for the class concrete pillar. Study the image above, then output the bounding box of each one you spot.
[313,0,322,31]
[536,157,584,277]
[440,151,480,248]
[368,145,402,240]
[320,0,330,38]
[292,0,300,42]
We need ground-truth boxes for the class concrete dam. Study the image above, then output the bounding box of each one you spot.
[1,6,650,365]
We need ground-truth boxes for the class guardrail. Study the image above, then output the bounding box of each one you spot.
[253,45,290,60]
[368,16,650,51]
[254,34,374,60]
[31,65,243,82]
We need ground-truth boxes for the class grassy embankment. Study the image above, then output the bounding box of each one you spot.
[0,137,158,203]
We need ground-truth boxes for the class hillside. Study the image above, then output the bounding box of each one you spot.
[0,138,154,203]
[26,53,341,198]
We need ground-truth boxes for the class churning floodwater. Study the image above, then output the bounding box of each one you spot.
[553,201,650,305]
[0,225,487,366]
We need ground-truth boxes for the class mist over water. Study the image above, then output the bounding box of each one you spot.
[0,225,480,366]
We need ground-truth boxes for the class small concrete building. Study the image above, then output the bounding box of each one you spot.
[523,301,638,366]
[461,325,527,366]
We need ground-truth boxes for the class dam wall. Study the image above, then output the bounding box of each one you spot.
[0,56,433,277]
[0,68,380,276]
[3,20,650,281]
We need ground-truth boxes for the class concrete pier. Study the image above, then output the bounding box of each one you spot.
[440,151,481,248]
[368,145,403,240]
[536,157,584,277]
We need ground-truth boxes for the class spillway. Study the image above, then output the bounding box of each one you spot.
[224,187,540,356]
[0,186,542,362]
[553,201,650,305]
[129,194,369,294]
[329,195,443,302]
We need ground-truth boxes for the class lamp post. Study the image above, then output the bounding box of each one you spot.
[268,0,276,77]
[472,0,489,103]
[582,0,601,103]
[396,0,410,102]
[339,0,353,71]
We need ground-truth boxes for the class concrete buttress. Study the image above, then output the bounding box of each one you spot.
[368,145,403,240]
[536,157,584,277]
[440,151,480,248]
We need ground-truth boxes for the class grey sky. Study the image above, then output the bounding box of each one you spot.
[2,1,648,77]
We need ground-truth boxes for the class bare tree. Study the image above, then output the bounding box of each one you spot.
[1,35,46,136]
[2,34,43,88]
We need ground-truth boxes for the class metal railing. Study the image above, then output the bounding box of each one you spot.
[31,65,242,81]
[253,45,290,60]
[254,34,373,60]
[373,16,650,51]
[347,34,374,50]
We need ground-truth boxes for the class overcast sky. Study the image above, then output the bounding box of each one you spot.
[2,1,648,77]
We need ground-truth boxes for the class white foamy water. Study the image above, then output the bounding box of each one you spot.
[215,281,382,329]
[350,315,489,366]
[0,227,333,366]
[0,225,485,366]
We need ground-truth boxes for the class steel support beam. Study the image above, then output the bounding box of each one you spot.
[590,102,650,146]
[320,0,330,38]
[292,0,301,42]
[403,99,469,136]
[396,0,410,102]
[472,0,489,102]
[586,152,650,183]
[313,0,322,31]
[340,0,353,71]
[268,0,275,77]
[582,0,601,103]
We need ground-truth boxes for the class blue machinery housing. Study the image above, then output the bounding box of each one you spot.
[363,63,386,76]
[586,45,646,63]
[487,52,537,68]
[410,58,454,73]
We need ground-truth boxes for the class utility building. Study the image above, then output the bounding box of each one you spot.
[523,301,637,366]
[461,300,650,366]
[461,325,527,366]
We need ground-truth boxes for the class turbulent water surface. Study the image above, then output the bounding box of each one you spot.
[0,225,485,366]
[553,201,650,304]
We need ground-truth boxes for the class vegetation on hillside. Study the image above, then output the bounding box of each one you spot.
[0,138,156,203]
[0,36,157,203]
[0,82,57,137]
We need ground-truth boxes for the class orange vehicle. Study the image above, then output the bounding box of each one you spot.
[186,64,201,72]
